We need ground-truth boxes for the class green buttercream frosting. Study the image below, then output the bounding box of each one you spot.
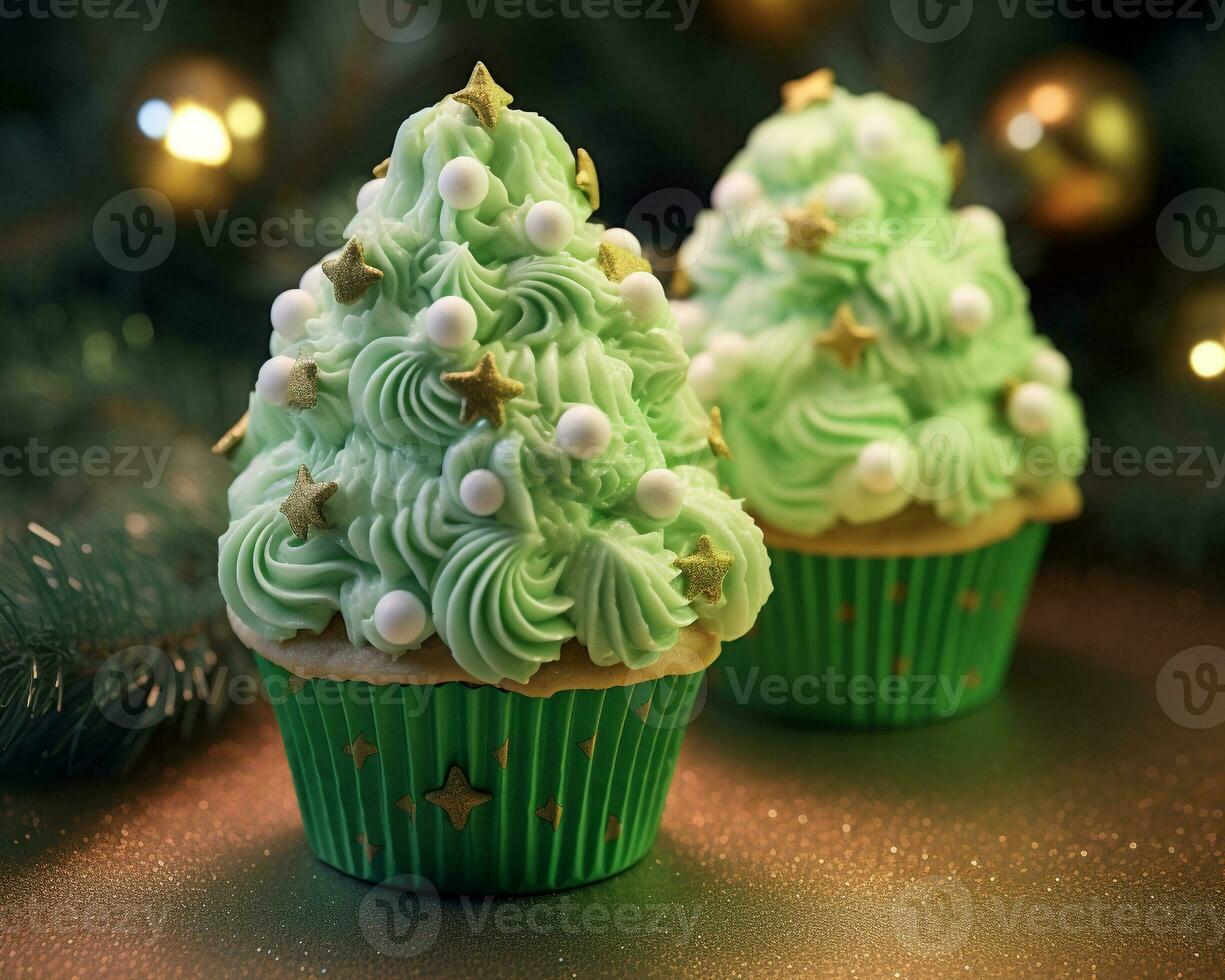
[219,79,771,684]
[680,84,1087,537]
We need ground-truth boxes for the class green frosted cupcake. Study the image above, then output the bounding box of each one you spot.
[675,69,1085,727]
[215,64,770,893]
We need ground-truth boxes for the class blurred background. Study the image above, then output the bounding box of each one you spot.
[1,0,1222,773]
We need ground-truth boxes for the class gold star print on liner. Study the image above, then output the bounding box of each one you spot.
[394,795,415,822]
[536,796,563,832]
[211,412,249,455]
[492,738,509,769]
[781,68,835,112]
[957,589,983,613]
[453,62,514,129]
[280,464,338,541]
[604,815,622,843]
[285,351,318,410]
[343,732,378,770]
[816,304,878,370]
[784,200,837,252]
[372,157,389,178]
[356,833,381,862]
[633,697,652,723]
[675,534,734,604]
[442,352,524,428]
[708,406,733,460]
[425,765,493,831]
[597,242,651,283]
[577,735,597,759]
[576,148,600,210]
[322,237,383,305]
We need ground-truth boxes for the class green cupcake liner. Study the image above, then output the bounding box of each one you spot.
[712,523,1050,727]
[255,655,703,894]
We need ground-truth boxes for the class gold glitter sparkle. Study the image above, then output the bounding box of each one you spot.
[535,796,563,832]
[781,67,836,112]
[597,242,651,283]
[285,351,318,410]
[452,62,513,129]
[675,534,734,604]
[211,412,248,455]
[322,237,383,305]
[442,352,524,428]
[816,304,878,370]
[425,765,492,831]
[708,406,733,460]
[575,148,600,210]
[343,732,378,770]
[279,464,338,541]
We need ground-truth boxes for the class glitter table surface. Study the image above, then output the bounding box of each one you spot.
[2,567,1223,978]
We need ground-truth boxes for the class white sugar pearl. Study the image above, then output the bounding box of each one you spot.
[256,355,296,406]
[949,284,994,335]
[712,172,763,212]
[525,201,574,254]
[688,351,719,402]
[958,205,1005,240]
[708,332,750,377]
[600,227,642,256]
[856,113,900,159]
[826,174,875,218]
[556,405,612,459]
[438,157,489,210]
[620,271,667,322]
[636,469,684,521]
[459,468,506,516]
[374,590,427,647]
[855,440,902,495]
[671,300,707,346]
[1008,382,1057,437]
[425,296,478,348]
[299,263,325,294]
[271,288,317,341]
[356,178,385,211]
[1030,348,1071,389]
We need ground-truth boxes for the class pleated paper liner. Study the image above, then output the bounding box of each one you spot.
[712,523,1050,727]
[255,655,703,894]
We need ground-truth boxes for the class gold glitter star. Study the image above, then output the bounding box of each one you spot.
[492,738,509,769]
[944,139,966,192]
[535,795,563,832]
[957,589,983,613]
[577,735,597,759]
[356,833,381,863]
[675,534,734,604]
[372,157,389,178]
[394,794,415,822]
[781,68,836,112]
[453,62,513,129]
[442,352,524,428]
[343,732,378,770]
[708,406,733,461]
[322,237,383,305]
[634,697,653,723]
[816,304,878,370]
[280,464,338,541]
[576,148,600,210]
[597,242,651,283]
[784,200,837,252]
[285,351,318,410]
[425,765,492,831]
[211,412,248,455]
[604,814,621,843]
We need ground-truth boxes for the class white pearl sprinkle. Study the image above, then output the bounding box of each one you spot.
[826,174,875,218]
[707,332,751,379]
[1008,382,1057,437]
[619,271,667,322]
[459,468,506,517]
[256,355,296,406]
[600,227,642,256]
[688,351,719,403]
[425,296,478,349]
[299,263,325,294]
[525,201,574,254]
[1030,348,1071,389]
[636,469,684,521]
[855,440,901,495]
[958,205,1005,241]
[671,300,707,346]
[712,172,763,212]
[356,178,385,212]
[855,113,900,159]
[949,284,994,335]
[438,157,489,210]
[374,590,427,647]
[270,289,317,342]
[556,405,612,459]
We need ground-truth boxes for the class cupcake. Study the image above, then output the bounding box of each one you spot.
[216,64,771,894]
[676,69,1085,727]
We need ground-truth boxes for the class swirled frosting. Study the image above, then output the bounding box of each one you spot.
[219,79,771,684]
[681,81,1087,535]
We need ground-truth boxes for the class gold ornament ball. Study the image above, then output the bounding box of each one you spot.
[989,52,1153,234]
[125,57,266,212]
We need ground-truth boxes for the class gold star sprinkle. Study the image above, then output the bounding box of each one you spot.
[782,68,836,112]
[535,795,563,832]
[670,266,693,298]
[442,352,524,428]
[343,732,378,770]
[356,833,381,863]
[675,534,735,604]
[957,589,983,613]
[784,200,837,252]
[816,304,878,370]
[708,406,733,460]
[211,412,248,455]
[394,794,416,822]
[453,61,513,129]
[944,139,966,192]
[280,464,338,541]
[575,148,601,210]
[492,738,509,769]
[286,351,318,410]
[597,242,651,283]
[577,735,597,759]
[604,814,622,843]
[634,698,652,724]
[322,237,383,305]
[425,765,492,831]
[372,157,390,178]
